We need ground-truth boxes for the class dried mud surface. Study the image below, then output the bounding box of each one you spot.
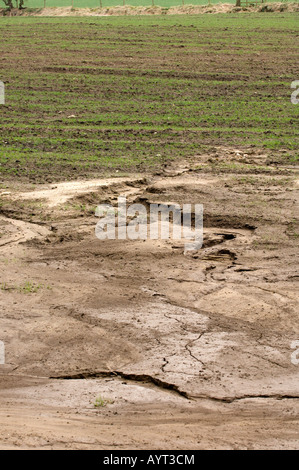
[0,147,298,449]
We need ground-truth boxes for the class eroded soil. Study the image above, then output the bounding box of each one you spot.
[0,147,298,449]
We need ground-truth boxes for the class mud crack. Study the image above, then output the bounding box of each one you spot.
[185,333,205,365]
[49,370,191,400]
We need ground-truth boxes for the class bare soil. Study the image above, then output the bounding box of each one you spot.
[0,147,298,449]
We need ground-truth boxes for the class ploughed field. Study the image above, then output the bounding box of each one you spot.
[0,13,298,450]
[0,13,298,182]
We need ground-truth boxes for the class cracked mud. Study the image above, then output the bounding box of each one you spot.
[0,150,298,449]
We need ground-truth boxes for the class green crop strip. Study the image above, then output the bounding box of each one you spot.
[0,13,298,182]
